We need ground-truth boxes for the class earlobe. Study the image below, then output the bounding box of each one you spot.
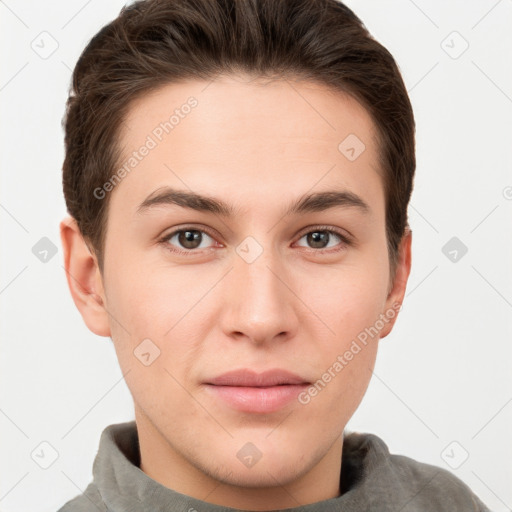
[380,228,412,339]
[59,215,111,337]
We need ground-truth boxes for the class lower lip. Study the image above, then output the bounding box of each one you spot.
[204,384,309,413]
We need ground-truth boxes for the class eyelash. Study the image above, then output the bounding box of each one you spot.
[158,225,352,257]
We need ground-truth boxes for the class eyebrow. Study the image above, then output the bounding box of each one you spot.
[136,186,370,217]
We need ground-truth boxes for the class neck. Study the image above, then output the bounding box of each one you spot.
[135,406,343,510]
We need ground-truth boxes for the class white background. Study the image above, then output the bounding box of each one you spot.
[1,0,511,511]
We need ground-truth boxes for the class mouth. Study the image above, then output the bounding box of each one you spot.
[203,369,310,413]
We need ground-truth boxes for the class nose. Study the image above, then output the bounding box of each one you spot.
[218,239,298,346]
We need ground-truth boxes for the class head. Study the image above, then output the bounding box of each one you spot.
[61,0,414,507]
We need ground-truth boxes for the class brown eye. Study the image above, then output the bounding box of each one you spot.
[178,230,202,249]
[162,229,216,252]
[296,229,347,250]
[306,231,330,249]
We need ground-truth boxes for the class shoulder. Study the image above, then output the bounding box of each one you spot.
[343,431,491,512]
[56,482,106,512]
[387,450,491,511]
[55,420,138,512]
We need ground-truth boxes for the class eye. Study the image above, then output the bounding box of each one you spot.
[158,225,351,256]
[160,228,217,255]
[295,227,350,252]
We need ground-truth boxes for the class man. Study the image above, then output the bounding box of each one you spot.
[57,0,491,510]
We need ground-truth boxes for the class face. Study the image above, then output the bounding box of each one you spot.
[62,74,411,508]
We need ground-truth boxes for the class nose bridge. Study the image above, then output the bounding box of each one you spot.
[222,234,295,342]
[236,234,286,309]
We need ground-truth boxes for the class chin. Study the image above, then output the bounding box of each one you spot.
[213,459,306,489]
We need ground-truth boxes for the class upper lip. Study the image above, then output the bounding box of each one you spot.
[205,369,310,387]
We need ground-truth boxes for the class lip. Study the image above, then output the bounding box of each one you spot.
[204,369,310,413]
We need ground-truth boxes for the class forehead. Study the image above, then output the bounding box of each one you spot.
[111,75,383,217]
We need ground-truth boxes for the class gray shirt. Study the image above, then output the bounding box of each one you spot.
[57,421,491,511]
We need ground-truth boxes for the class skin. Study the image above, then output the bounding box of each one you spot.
[60,74,412,510]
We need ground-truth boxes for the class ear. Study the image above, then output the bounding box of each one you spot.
[59,215,111,337]
[379,228,412,339]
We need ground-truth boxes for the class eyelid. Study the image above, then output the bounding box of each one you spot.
[158,224,221,255]
[294,224,353,245]
[160,224,220,242]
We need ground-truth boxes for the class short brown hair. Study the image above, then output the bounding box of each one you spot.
[62,0,415,274]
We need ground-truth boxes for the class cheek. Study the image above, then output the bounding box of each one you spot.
[300,294,380,428]
[298,263,387,403]
[104,273,194,418]
[303,263,389,339]
[104,261,203,384]
[105,254,181,331]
